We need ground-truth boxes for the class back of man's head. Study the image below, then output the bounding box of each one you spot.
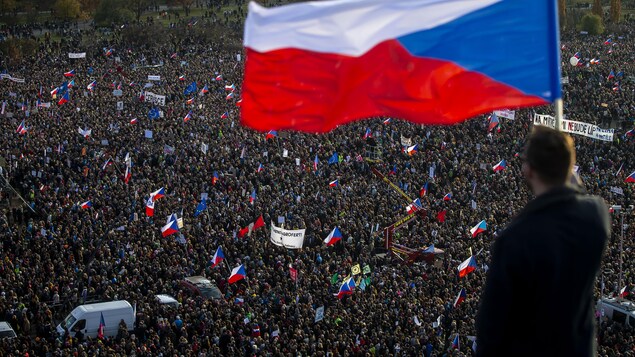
[524,126,575,186]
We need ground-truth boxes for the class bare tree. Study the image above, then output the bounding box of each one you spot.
[558,0,567,28]
[610,0,621,22]
[592,0,603,18]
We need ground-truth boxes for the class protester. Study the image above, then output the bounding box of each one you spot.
[0,2,633,356]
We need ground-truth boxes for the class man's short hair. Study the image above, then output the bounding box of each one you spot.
[524,126,575,186]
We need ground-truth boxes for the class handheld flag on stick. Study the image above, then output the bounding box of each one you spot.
[470,220,487,237]
[457,256,477,278]
[194,198,207,217]
[145,197,155,217]
[80,200,92,209]
[229,264,246,284]
[443,193,452,201]
[210,246,225,268]
[161,219,179,237]
[324,227,342,246]
[492,159,507,172]
[453,288,467,308]
[150,187,165,201]
[97,312,105,339]
[625,171,635,183]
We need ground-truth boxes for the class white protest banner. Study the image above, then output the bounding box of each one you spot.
[148,75,161,81]
[610,186,624,196]
[0,74,25,83]
[116,101,123,111]
[270,222,305,249]
[494,109,516,120]
[315,306,325,323]
[68,52,86,59]
[145,91,166,106]
[270,221,283,246]
[533,114,614,142]
[201,143,208,154]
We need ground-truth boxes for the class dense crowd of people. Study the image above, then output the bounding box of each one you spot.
[0,2,634,356]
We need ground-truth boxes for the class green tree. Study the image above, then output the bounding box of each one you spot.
[579,13,604,34]
[54,0,81,19]
[592,0,603,18]
[610,0,621,22]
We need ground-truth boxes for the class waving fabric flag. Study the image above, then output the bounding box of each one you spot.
[97,313,105,339]
[443,193,452,201]
[324,227,342,246]
[194,198,207,217]
[420,182,428,197]
[328,152,339,165]
[492,159,507,172]
[145,197,155,217]
[488,113,500,132]
[16,120,27,135]
[470,220,487,237]
[405,198,422,214]
[57,92,69,105]
[87,80,97,91]
[249,189,257,204]
[150,187,165,201]
[148,107,160,119]
[405,144,418,156]
[80,200,92,209]
[184,81,197,95]
[161,219,179,237]
[336,277,355,299]
[313,155,319,171]
[265,130,278,139]
[625,171,635,183]
[210,246,225,268]
[241,0,561,132]
[229,264,246,284]
[329,179,339,187]
[458,256,477,278]
[63,69,75,77]
[453,288,467,307]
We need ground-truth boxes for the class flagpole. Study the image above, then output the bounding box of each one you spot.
[554,98,563,131]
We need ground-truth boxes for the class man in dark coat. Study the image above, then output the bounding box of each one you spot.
[476,126,610,356]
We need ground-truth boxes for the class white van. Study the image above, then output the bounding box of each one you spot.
[597,298,635,327]
[56,300,135,338]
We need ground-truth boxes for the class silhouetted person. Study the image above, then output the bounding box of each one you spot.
[476,126,610,357]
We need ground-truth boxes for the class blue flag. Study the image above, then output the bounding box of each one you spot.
[184,81,197,95]
[194,199,207,217]
[148,107,160,119]
[328,152,339,165]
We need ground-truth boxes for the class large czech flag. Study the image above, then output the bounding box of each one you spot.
[242,0,561,133]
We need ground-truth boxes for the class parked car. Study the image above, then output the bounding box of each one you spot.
[155,294,180,308]
[597,297,635,327]
[0,322,17,339]
[180,276,222,300]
